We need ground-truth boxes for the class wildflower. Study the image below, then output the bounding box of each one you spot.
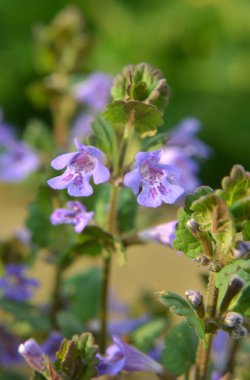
[41,332,63,362]
[73,72,113,111]
[211,330,230,375]
[0,264,39,302]
[50,201,94,233]
[47,139,110,197]
[160,147,200,193]
[96,335,163,376]
[0,111,15,148]
[0,325,22,367]
[0,142,39,182]
[168,117,211,158]
[18,338,49,375]
[138,220,177,247]
[124,150,184,208]
[70,113,94,142]
[223,312,244,328]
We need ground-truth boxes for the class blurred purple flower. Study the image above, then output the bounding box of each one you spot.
[41,332,63,362]
[160,147,200,193]
[108,292,129,315]
[0,264,39,302]
[47,138,110,197]
[18,338,49,375]
[0,325,22,367]
[0,142,40,182]
[50,201,94,233]
[73,72,113,111]
[0,110,15,148]
[168,117,211,159]
[212,330,230,374]
[97,335,163,376]
[138,220,177,247]
[70,112,94,142]
[124,150,184,208]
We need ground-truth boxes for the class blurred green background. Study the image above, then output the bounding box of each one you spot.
[0,0,249,186]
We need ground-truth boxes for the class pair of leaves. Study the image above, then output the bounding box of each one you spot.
[157,291,206,342]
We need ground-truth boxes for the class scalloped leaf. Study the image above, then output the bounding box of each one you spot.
[161,322,198,376]
[191,193,234,257]
[220,165,250,206]
[172,208,202,258]
[157,291,206,342]
[111,63,169,112]
[184,186,214,214]
[103,100,163,138]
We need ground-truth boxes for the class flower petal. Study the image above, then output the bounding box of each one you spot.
[137,185,162,208]
[92,161,110,184]
[47,169,74,189]
[124,168,141,194]
[67,177,93,197]
[158,183,184,204]
[51,153,76,170]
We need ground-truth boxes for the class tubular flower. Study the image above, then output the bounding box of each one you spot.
[47,139,110,197]
[50,201,94,233]
[124,150,184,208]
[0,264,39,302]
[18,338,49,375]
[96,335,163,376]
[138,220,177,247]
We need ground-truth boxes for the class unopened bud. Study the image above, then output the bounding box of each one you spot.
[18,339,48,375]
[223,312,244,328]
[195,254,211,266]
[186,219,200,235]
[207,261,222,272]
[232,241,250,259]
[220,277,245,313]
[231,325,248,339]
[185,290,205,319]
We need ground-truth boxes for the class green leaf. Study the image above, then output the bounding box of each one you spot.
[118,188,138,233]
[90,115,117,163]
[103,100,163,138]
[23,119,54,153]
[172,208,202,258]
[157,291,206,342]
[63,267,101,322]
[111,63,169,112]
[0,298,50,332]
[132,318,167,353]
[73,333,99,380]
[243,220,250,240]
[191,193,234,257]
[56,310,84,337]
[233,284,250,316]
[230,197,250,224]
[184,186,214,214]
[220,165,250,207]
[161,322,198,376]
[0,372,27,380]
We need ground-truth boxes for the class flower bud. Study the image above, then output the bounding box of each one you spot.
[185,290,205,319]
[195,254,211,266]
[223,312,244,328]
[18,339,48,375]
[220,277,245,313]
[231,325,248,339]
[232,241,250,259]
[186,218,200,235]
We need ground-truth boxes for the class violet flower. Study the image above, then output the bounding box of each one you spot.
[0,264,39,302]
[211,330,230,375]
[0,325,22,367]
[50,201,94,233]
[124,150,184,208]
[160,147,200,193]
[70,112,94,142]
[0,111,15,148]
[168,117,211,159]
[73,72,113,111]
[138,220,177,247]
[47,139,110,197]
[0,142,39,182]
[96,335,163,376]
[18,338,49,375]
[41,332,63,362]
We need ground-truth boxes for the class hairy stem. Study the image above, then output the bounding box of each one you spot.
[195,272,219,380]
[99,185,120,353]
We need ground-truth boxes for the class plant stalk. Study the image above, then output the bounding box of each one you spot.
[195,272,219,380]
[99,185,120,353]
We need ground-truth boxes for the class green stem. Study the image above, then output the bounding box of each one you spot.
[195,272,219,380]
[99,185,120,353]
[50,264,63,329]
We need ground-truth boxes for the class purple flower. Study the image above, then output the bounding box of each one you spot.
[0,110,15,148]
[18,338,50,375]
[47,139,110,197]
[0,264,39,302]
[168,117,211,159]
[124,150,184,208]
[212,330,230,373]
[0,142,40,182]
[50,201,94,233]
[73,72,113,111]
[41,332,63,362]
[97,335,163,376]
[138,220,177,247]
[70,113,94,143]
[0,325,22,367]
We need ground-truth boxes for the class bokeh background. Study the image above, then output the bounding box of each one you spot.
[0,0,250,303]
